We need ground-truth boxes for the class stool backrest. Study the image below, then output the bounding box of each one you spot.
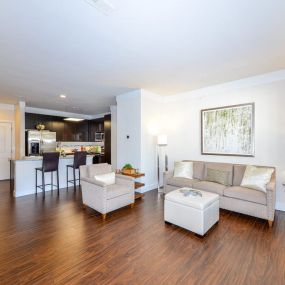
[74,151,87,169]
[42,152,60,172]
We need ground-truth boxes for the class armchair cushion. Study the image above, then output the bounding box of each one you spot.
[94,172,115,185]
[81,177,107,187]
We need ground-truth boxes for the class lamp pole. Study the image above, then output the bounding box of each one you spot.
[157,135,167,193]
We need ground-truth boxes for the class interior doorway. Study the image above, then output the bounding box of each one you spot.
[0,122,13,180]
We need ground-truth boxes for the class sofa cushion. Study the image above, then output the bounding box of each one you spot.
[224,186,266,205]
[166,177,198,188]
[193,161,205,180]
[106,184,131,199]
[204,162,233,185]
[233,164,247,186]
[192,180,227,196]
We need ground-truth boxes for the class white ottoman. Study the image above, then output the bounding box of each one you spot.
[164,188,219,236]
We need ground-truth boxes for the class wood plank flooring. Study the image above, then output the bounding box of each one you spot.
[1,180,285,284]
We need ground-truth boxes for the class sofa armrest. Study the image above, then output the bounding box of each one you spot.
[115,174,134,181]
[163,170,174,189]
[266,171,276,222]
[266,181,275,192]
[81,177,107,187]
[81,178,107,214]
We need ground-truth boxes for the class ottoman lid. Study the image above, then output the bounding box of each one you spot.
[165,188,219,210]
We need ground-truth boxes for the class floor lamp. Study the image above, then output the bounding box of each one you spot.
[157,135,168,192]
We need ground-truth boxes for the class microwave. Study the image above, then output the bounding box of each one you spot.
[95,132,104,142]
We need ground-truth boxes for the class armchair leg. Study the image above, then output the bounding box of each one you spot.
[102,214,107,221]
[82,204,86,209]
[130,203,135,208]
[268,220,273,228]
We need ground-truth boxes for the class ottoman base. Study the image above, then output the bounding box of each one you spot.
[164,199,219,236]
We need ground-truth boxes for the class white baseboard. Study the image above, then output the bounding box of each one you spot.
[275,202,285,212]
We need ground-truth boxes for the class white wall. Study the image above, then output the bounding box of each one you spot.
[15,101,25,159]
[141,90,163,191]
[163,77,285,210]
[116,89,163,192]
[0,103,15,121]
[0,103,15,159]
[110,105,117,169]
[116,90,142,171]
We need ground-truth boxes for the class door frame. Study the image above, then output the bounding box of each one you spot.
[0,120,15,161]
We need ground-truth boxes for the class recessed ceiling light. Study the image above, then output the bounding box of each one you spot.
[60,94,66,98]
[64,118,84,122]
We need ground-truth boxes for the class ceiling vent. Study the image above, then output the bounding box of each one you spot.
[84,0,116,15]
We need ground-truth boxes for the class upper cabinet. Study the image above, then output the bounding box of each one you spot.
[88,118,104,142]
[103,114,111,164]
[25,113,88,142]
[25,113,109,143]
[64,120,89,142]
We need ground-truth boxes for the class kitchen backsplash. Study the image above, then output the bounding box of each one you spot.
[57,141,104,153]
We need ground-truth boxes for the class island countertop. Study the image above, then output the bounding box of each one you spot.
[11,155,94,197]
[11,154,95,162]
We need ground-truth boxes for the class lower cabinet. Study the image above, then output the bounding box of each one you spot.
[93,155,105,164]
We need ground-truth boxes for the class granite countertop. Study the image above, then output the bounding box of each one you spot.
[11,154,94,162]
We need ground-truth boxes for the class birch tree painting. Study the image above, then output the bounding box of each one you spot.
[201,103,254,156]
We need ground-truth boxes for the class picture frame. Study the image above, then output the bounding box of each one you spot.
[201,103,255,157]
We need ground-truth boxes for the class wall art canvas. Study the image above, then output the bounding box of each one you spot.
[201,103,254,156]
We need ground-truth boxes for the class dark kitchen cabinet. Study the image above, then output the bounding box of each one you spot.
[104,114,111,164]
[25,113,89,142]
[88,118,104,142]
[63,120,89,142]
[50,120,65,141]
[25,113,112,163]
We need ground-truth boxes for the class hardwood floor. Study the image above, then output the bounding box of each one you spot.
[1,180,285,285]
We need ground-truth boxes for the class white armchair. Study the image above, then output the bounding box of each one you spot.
[80,163,135,220]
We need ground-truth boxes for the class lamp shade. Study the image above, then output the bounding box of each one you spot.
[157,134,167,146]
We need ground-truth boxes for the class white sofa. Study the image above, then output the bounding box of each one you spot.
[80,163,135,220]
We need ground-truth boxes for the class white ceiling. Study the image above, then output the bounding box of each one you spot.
[0,0,285,114]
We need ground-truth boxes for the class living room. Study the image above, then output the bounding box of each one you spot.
[1,0,285,284]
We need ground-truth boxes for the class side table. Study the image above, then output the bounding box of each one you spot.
[119,172,145,199]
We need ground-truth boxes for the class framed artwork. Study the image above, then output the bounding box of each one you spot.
[201,103,255,157]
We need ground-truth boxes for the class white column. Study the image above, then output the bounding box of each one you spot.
[15,101,25,159]
[110,105,117,169]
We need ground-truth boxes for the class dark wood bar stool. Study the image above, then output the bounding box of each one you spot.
[36,152,60,197]
[66,151,87,190]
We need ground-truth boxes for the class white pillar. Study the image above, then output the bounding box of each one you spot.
[15,101,25,159]
[110,105,117,169]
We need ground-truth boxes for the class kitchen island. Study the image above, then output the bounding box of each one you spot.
[11,155,94,197]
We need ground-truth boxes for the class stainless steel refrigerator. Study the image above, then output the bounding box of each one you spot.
[26,130,57,156]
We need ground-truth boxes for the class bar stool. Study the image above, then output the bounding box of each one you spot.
[66,151,87,190]
[36,152,60,197]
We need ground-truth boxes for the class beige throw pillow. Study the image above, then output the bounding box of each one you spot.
[173,161,193,179]
[241,165,274,193]
[94,172,116,185]
[206,168,230,186]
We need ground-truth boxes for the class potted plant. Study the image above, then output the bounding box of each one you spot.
[122,163,135,175]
